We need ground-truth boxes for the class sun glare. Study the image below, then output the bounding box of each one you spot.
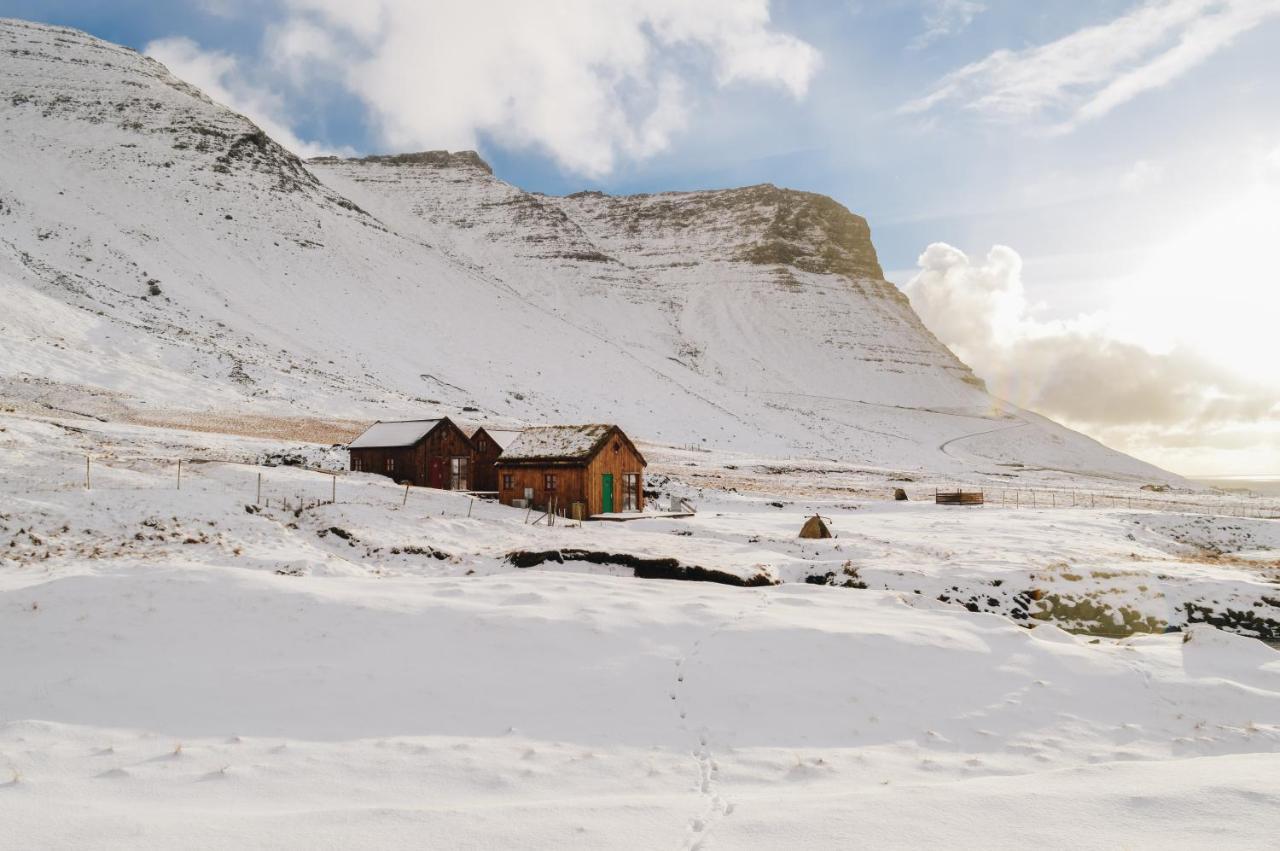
[1117,183,1280,388]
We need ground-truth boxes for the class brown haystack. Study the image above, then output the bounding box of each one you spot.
[798,514,832,539]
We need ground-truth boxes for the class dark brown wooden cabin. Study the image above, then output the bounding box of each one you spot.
[347,417,475,489]
[463,426,525,493]
[495,424,646,518]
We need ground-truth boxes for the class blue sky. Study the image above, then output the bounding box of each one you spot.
[5,0,1279,474]
[8,2,1276,277]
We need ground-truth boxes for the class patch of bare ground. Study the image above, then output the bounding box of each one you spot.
[123,412,367,444]
[1127,550,1280,572]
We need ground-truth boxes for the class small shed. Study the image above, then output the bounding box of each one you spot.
[464,426,524,492]
[495,424,646,518]
[347,417,475,489]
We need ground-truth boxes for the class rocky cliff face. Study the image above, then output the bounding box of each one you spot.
[0,18,1173,480]
[311,151,977,394]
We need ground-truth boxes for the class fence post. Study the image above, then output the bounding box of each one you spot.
[256,473,262,505]
[331,474,336,504]
[402,482,410,507]
[85,455,91,490]
[177,459,182,490]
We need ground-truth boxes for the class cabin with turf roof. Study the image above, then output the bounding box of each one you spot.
[495,424,646,518]
[347,417,475,489]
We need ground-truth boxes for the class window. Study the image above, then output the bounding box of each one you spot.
[502,473,514,490]
[386,458,395,473]
[353,457,363,472]
[545,473,557,491]
[477,438,487,452]
[450,457,469,491]
[623,473,640,512]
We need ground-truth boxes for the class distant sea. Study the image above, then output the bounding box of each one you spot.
[1191,475,1280,497]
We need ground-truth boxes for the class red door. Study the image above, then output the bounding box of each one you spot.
[428,456,445,489]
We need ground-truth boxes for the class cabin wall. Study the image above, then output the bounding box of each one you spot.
[469,430,504,492]
[495,464,587,513]
[584,436,646,514]
[419,422,474,490]
[349,446,419,484]
[348,420,475,489]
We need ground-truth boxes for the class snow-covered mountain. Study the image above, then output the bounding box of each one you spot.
[0,18,1174,480]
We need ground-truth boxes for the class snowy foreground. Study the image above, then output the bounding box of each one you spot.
[3,414,1280,848]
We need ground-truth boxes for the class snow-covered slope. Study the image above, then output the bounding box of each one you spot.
[0,18,1176,482]
[1,414,1278,848]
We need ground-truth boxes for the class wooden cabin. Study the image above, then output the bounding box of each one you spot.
[463,426,524,493]
[495,424,646,518]
[347,417,475,489]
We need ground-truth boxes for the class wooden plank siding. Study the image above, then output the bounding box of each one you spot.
[348,418,475,490]
[495,427,645,517]
[496,465,588,514]
[467,427,504,492]
[584,434,645,514]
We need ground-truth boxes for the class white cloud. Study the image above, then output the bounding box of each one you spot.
[1119,159,1165,192]
[1266,143,1280,172]
[902,0,1280,130]
[904,243,1279,472]
[144,36,343,158]
[271,0,820,176]
[910,0,986,50]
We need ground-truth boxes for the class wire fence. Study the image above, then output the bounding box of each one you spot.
[10,454,491,517]
[908,485,1280,520]
[15,454,1280,522]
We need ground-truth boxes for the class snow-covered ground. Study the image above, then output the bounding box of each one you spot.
[2,17,1277,848]
[3,412,1278,848]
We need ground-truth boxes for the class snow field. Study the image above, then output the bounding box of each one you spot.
[2,413,1280,847]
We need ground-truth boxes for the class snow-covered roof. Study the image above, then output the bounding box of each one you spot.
[481,429,524,450]
[497,424,615,462]
[348,419,441,449]
[462,426,524,450]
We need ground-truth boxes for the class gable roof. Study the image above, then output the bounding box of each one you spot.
[348,419,443,449]
[497,424,645,465]
[463,425,525,451]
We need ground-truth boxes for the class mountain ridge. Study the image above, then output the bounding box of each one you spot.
[0,17,1176,483]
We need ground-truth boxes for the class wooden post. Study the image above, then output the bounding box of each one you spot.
[85,455,91,490]
[177,459,182,490]
[1051,492,1055,508]
[467,497,474,518]
[256,473,262,505]
[402,482,410,507]
[331,474,336,504]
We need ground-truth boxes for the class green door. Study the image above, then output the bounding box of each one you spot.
[601,473,614,514]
